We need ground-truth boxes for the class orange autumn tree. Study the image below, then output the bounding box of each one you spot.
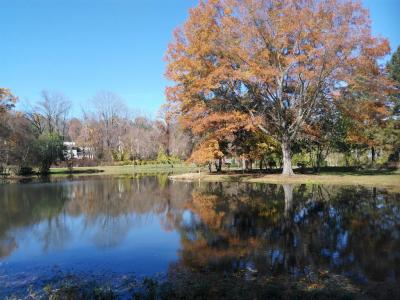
[166,0,390,175]
[189,138,224,172]
[185,105,253,171]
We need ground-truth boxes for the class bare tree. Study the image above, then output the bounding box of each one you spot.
[157,104,193,159]
[91,91,128,160]
[26,91,71,138]
[67,118,82,142]
[157,105,172,156]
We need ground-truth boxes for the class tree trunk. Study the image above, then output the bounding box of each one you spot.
[371,147,375,165]
[281,139,294,176]
[40,162,51,175]
[166,125,170,157]
[283,184,294,217]
[345,152,350,167]
[315,148,322,173]
[215,158,222,172]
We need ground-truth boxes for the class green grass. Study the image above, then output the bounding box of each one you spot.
[50,163,202,176]
[169,168,400,191]
[6,165,398,192]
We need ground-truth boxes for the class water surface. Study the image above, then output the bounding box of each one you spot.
[0,175,399,297]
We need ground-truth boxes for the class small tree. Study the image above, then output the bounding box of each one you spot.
[156,148,169,164]
[33,133,65,174]
[233,130,279,171]
[190,139,224,172]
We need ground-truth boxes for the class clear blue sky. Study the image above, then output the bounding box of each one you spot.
[1,0,399,117]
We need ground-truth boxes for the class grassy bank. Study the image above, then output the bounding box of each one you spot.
[169,169,400,191]
[50,163,201,176]
[3,165,399,191]
[0,164,201,181]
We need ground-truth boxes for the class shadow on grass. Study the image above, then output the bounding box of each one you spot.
[215,166,398,177]
[308,166,398,176]
[51,169,105,175]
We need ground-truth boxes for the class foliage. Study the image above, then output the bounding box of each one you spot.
[0,88,194,174]
[0,90,36,173]
[385,46,400,161]
[388,46,400,82]
[156,148,182,165]
[233,130,280,164]
[189,139,224,165]
[0,88,17,115]
[32,133,65,174]
[166,0,391,175]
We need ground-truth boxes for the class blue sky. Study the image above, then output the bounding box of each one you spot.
[1,0,399,117]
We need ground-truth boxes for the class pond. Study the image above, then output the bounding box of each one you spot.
[0,175,399,299]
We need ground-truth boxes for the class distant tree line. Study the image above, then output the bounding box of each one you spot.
[0,90,193,175]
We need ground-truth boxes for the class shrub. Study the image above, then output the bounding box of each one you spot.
[18,166,34,176]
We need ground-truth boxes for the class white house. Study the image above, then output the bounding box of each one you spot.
[63,142,94,160]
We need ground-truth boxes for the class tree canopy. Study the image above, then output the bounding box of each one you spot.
[166,0,392,175]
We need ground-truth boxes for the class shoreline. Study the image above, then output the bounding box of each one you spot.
[169,172,400,191]
[0,164,201,181]
[2,165,399,192]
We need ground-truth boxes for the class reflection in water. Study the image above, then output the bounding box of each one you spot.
[171,182,400,286]
[0,175,191,256]
[283,184,294,216]
[0,175,399,295]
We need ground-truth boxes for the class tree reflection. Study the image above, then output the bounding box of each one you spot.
[0,175,192,255]
[0,236,16,258]
[170,183,400,286]
[38,215,72,253]
[0,182,68,257]
[283,184,294,216]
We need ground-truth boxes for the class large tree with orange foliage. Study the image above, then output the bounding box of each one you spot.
[166,0,391,175]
